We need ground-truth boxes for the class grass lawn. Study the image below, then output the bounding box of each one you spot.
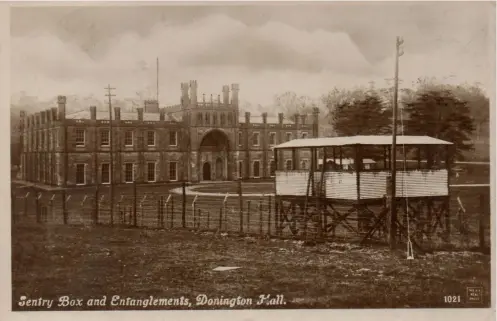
[12,223,491,310]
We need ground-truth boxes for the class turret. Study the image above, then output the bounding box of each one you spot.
[57,95,66,121]
[231,83,239,106]
[189,80,198,105]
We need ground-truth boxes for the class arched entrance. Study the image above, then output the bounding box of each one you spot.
[199,129,231,181]
[202,162,211,180]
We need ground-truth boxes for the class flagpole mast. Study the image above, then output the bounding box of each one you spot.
[156,57,159,104]
[389,36,404,249]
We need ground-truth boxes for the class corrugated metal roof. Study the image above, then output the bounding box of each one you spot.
[65,111,179,122]
[273,135,453,149]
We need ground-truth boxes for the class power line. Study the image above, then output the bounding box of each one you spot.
[105,84,116,225]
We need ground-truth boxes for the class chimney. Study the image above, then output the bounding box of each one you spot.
[222,85,230,105]
[114,107,121,120]
[312,107,320,137]
[231,83,239,106]
[217,94,221,105]
[57,95,66,121]
[245,112,251,124]
[300,114,307,125]
[210,94,213,106]
[40,111,46,125]
[294,113,300,126]
[137,108,144,121]
[35,112,41,127]
[51,107,57,121]
[90,106,97,120]
[144,100,159,113]
[181,82,190,106]
[262,112,267,124]
[278,113,284,124]
[159,108,166,121]
[189,80,198,105]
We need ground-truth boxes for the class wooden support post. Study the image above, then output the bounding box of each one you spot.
[62,190,68,224]
[94,187,99,225]
[238,179,243,234]
[247,200,251,233]
[182,181,186,228]
[133,182,137,227]
[259,199,263,236]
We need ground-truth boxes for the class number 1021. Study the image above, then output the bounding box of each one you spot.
[444,295,461,303]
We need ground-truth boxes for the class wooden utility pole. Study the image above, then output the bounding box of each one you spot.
[105,85,116,225]
[389,36,404,249]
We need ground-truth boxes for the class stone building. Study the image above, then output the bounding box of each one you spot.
[18,81,319,187]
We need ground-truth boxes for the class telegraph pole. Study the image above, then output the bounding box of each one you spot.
[105,85,116,225]
[389,36,404,249]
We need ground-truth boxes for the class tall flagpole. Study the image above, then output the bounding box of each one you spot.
[389,36,404,249]
[156,57,159,104]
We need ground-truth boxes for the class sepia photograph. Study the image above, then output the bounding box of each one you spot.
[7,1,495,314]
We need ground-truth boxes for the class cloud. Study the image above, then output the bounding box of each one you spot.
[11,12,494,113]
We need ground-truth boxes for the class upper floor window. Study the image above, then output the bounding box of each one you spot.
[75,128,85,146]
[227,112,233,125]
[147,131,156,146]
[205,112,210,125]
[238,131,243,146]
[213,113,218,125]
[269,132,276,146]
[101,129,110,146]
[169,131,178,146]
[301,132,308,139]
[76,163,86,185]
[124,130,133,146]
[197,112,203,126]
[220,114,226,126]
[286,132,292,142]
[252,132,260,146]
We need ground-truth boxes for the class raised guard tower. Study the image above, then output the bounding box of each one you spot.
[272,135,453,249]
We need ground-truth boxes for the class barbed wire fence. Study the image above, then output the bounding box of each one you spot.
[11,181,490,252]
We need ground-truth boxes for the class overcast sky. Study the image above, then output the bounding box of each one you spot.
[10,2,496,107]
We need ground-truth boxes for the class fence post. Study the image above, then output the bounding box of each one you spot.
[133,182,137,227]
[63,192,69,225]
[171,195,175,228]
[238,179,243,234]
[259,196,263,236]
[223,193,229,232]
[267,195,272,236]
[35,192,41,223]
[274,198,279,237]
[219,207,223,231]
[479,193,487,252]
[157,198,161,228]
[198,209,202,230]
[139,195,146,227]
[182,181,186,228]
[192,194,198,230]
[24,192,29,216]
[207,210,210,230]
[94,187,99,225]
[49,194,55,223]
[247,200,251,234]
[118,195,124,224]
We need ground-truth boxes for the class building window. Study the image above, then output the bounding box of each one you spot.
[220,113,226,126]
[286,132,292,142]
[48,131,52,149]
[101,129,110,146]
[147,131,155,146]
[301,132,308,139]
[205,112,210,125]
[169,162,178,181]
[285,159,293,170]
[213,113,218,125]
[76,163,86,185]
[40,131,45,148]
[124,131,133,146]
[197,113,203,126]
[169,131,177,146]
[252,132,260,146]
[269,132,276,146]
[101,163,110,184]
[238,160,243,179]
[253,161,261,178]
[227,112,233,125]
[56,128,60,147]
[147,162,156,182]
[238,132,243,146]
[75,128,85,146]
[269,160,276,176]
[124,163,134,183]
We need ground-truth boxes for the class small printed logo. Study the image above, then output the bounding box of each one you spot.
[467,287,483,303]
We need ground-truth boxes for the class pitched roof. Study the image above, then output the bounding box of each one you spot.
[273,135,453,149]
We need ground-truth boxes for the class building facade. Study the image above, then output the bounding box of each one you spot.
[18,81,319,187]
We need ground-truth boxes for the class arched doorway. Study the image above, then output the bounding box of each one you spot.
[199,129,231,181]
[202,162,211,181]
